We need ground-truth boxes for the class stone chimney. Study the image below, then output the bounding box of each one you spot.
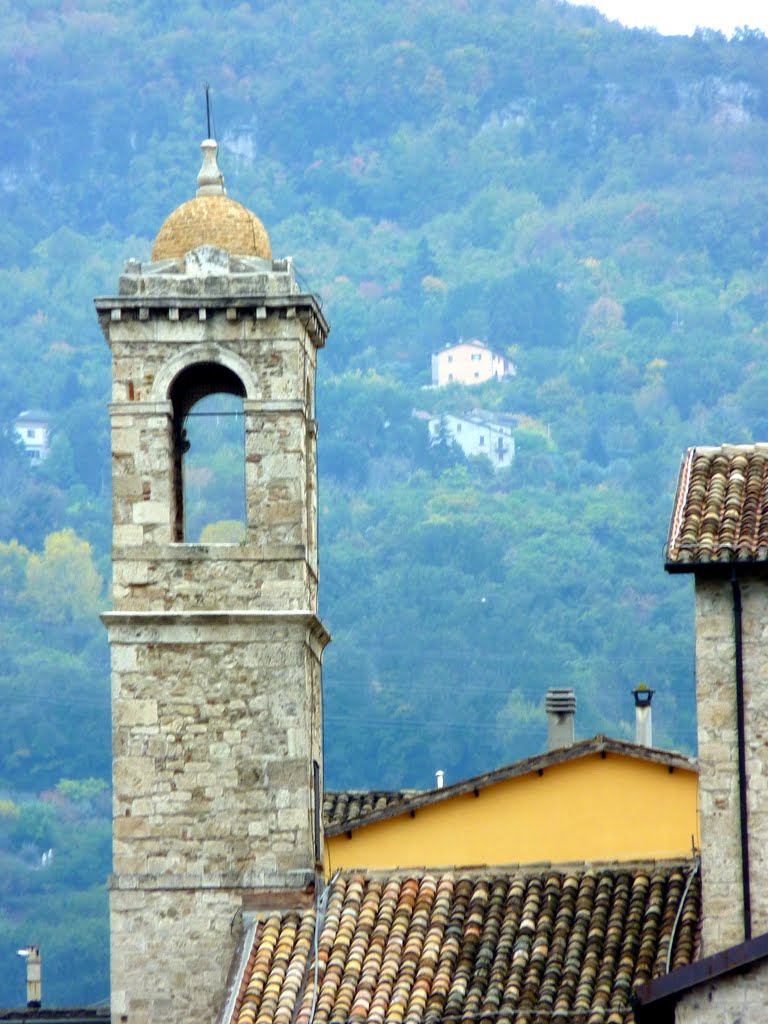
[632,684,654,747]
[545,688,576,750]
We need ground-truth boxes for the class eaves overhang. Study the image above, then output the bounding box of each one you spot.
[632,929,768,1023]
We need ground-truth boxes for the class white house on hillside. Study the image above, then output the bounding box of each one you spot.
[431,340,514,387]
[14,410,50,463]
[428,411,515,469]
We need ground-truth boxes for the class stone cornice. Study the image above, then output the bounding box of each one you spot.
[102,609,331,651]
[95,294,328,346]
[110,542,308,561]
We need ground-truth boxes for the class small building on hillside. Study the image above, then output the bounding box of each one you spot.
[13,410,50,462]
[428,410,515,469]
[431,339,513,387]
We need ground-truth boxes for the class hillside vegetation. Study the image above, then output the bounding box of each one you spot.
[1,0,767,1003]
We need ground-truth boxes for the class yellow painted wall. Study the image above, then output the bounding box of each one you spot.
[326,753,699,873]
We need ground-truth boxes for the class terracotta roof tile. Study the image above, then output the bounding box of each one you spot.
[667,444,768,567]
[324,791,423,830]
[232,865,700,1024]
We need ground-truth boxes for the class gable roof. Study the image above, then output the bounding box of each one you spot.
[228,863,701,1024]
[666,444,768,569]
[324,737,696,836]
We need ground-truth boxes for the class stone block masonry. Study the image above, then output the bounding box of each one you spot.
[110,888,242,1024]
[100,247,330,1024]
[105,611,326,888]
[105,609,327,1024]
[694,577,768,954]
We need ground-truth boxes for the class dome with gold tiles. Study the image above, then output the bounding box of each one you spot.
[152,139,271,262]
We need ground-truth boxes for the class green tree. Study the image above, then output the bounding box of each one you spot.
[23,529,103,634]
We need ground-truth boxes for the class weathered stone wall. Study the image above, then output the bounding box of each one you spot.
[108,314,315,405]
[675,956,768,1023]
[694,577,768,954]
[107,312,318,566]
[102,254,329,1024]
[108,614,325,885]
[110,887,242,1024]
[112,548,317,612]
[106,607,326,1024]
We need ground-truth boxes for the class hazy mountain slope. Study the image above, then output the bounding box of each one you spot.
[0,0,767,1002]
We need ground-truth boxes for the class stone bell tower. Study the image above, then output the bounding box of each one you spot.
[98,140,329,1024]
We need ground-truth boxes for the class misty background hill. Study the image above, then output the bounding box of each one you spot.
[1,0,767,1004]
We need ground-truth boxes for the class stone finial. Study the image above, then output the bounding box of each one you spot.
[196,139,226,197]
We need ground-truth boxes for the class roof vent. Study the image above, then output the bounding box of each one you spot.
[632,684,655,747]
[435,770,445,789]
[545,688,576,751]
[17,946,41,1008]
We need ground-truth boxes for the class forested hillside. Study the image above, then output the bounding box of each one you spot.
[1,0,767,1004]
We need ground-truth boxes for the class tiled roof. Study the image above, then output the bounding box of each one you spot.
[230,864,700,1024]
[324,738,696,837]
[324,791,422,831]
[666,444,768,567]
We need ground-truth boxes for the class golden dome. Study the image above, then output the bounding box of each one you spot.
[151,140,272,262]
[152,195,272,261]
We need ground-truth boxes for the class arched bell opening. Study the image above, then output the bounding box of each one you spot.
[169,362,246,542]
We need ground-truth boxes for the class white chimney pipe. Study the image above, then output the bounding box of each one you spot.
[633,685,655,747]
[17,946,41,1007]
[435,770,444,789]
